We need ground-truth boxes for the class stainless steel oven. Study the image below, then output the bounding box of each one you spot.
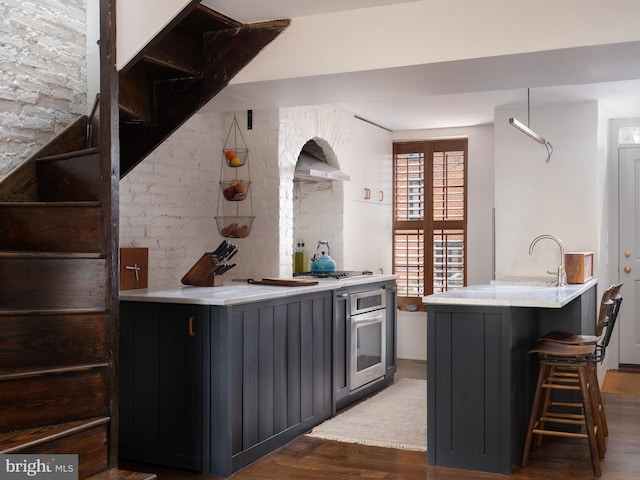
[349,288,386,391]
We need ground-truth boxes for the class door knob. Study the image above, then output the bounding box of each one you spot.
[624,266,631,274]
[625,250,631,258]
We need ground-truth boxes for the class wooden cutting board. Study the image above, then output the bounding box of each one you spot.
[247,278,319,286]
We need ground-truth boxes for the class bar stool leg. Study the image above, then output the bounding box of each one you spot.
[578,365,601,476]
[536,368,555,448]
[522,363,549,467]
[586,364,606,458]
[589,362,608,436]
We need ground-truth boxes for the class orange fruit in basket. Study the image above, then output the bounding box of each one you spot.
[225,149,236,161]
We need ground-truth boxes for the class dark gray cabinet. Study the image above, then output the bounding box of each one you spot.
[120,289,334,477]
[426,284,597,474]
[211,291,333,475]
[119,302,208,471]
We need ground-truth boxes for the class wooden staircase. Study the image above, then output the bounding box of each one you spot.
[0,1,288,479]
[0,122,153,480]
[119,2,289,177]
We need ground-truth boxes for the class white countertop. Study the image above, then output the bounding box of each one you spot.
[119,274,397,306]
[422,278,598,308]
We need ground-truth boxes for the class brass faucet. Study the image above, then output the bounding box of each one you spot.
[529,234,567,287]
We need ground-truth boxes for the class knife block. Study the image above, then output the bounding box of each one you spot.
[181,252,225,287]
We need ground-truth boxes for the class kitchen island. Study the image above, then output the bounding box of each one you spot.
[119,275,397,477]
[423,279,597,475]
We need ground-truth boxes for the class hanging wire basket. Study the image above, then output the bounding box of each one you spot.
[223,147,248,167]
[215,216,254,238]
[217,114,254,238]
[222,115,249,167]
[219,179,251,201]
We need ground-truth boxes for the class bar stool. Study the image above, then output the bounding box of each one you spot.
[537,283,623,437]
[521,298,619,477]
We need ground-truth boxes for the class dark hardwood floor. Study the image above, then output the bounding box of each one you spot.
[120,360,640,479]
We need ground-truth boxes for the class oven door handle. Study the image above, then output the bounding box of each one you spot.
[351,312,384,327]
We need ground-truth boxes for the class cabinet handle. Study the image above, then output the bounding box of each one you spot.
[379,190,383,202]
[337,293,348,298]
[188,315,196,337]
[363,188,371,200]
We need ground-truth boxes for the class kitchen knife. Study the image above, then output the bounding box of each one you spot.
[213,240,229,257]
[225,245,239,261]
[213,263,236,275]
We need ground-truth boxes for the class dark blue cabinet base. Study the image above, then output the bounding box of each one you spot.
[120,283,398,478]
[120,290,333,478]
[426,284,596,475]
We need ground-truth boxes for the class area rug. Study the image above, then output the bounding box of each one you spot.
[602,370,640,395]
[306,378,426,451]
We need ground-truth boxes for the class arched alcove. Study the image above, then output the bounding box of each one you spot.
[278,105,352,277]
[293,138,344,273]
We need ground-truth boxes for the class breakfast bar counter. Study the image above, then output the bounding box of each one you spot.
[422,280,597,474]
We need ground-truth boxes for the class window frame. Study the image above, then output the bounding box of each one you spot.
[392,139,468,309]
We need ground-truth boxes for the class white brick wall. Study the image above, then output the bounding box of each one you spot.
[0,0,87,178]
[119,104,357,286]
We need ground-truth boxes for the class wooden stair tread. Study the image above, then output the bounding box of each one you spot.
[36,147,99,162]
[87,469,157,480]
[0,307,105,316]
[0,251,103,259]
[0,200,101,207]
[0,417,110,453]
[0,362,109,382]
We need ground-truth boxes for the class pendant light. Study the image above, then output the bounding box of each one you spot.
[509,88,553,162]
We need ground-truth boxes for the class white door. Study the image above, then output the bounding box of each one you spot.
[619,146,640,365]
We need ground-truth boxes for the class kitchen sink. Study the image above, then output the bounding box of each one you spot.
[490,276,558,287]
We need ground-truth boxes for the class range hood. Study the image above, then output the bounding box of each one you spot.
[294,152,350,182]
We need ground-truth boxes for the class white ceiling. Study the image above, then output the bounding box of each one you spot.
[202,0,640,131]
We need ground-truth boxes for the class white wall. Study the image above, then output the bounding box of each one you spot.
[120,104,381,286]
[494,102,600,278]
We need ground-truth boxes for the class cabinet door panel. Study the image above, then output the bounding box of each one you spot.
[286,304,302,427]
[273,305,288,433]
[230,315,244,456]
[227,292,332,461]
[258,307,275,442]
[242,310,260,449]
[119,302,205,471]
[300,300,314,422]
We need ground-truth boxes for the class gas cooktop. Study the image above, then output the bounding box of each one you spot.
[293,270,373,279]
